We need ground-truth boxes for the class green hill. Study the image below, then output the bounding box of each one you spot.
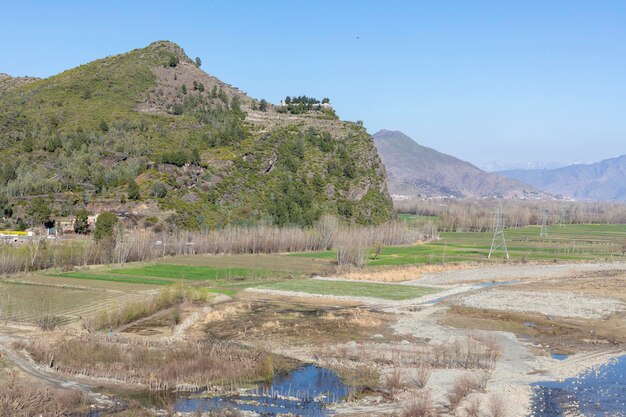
[0,41,393,229]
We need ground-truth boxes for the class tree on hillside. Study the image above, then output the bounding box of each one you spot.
[94,212,118,242]
[195,57,202,67]
[27,198,52,226]
[127,179,140,200]
[322,97,330,104]
[168,55,179,67]
[74,209,89,234]
[259,99,268,112]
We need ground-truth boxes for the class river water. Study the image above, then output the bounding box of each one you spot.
[174,365,350,416]
[530,355,626,417]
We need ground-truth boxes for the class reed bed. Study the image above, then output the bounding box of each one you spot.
[0,373,85,417]
[21,334,276,391]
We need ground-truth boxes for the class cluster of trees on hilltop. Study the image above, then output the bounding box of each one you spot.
[280,95,332,115]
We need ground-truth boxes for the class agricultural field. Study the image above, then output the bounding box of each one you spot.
[1,224,623,328]
[291,224,626,266]
[0,281,149,326]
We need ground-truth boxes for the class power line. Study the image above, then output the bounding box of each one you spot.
[540,207,549,237]
[488,201,509,260]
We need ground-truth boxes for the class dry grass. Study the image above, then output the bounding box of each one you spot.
[82,284,207,331]
[0,373,85,416]
[336,364,381,401]
[446,374,482,410]
[21,334,277,390]
[384,367,405,400]
[323,309,382,327]
[487,393,508,417]
[339,263,478,282]
[402,391,437,417]
[204,304,248,322]
[462,396,483,417]
[411,364,432,389]
[385,337,500,370]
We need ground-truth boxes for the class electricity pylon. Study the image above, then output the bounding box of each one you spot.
[488,202,509,260]
[540,208,549,237]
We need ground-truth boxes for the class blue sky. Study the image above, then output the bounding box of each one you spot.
[2,1,625,168]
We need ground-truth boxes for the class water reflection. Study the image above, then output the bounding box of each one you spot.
[531,355,626,417]
[175,365,350,416]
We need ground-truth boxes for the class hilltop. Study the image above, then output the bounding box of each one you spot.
[373,130,548,200]
[0,73,39,95]
[499,155,626,201]
[0,41,393,229]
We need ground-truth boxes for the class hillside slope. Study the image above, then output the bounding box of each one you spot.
[499,155,626,201]
[0,41,393,229]
[373,130,546,199]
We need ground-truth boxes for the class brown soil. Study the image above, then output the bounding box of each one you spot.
[518,269,626,301]
[442,305,626,355]
[201,296,396,347]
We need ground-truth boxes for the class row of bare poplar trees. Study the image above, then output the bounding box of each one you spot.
[0,216,422,275]
[396,199,626,232]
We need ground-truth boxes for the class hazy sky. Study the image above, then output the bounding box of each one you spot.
[2,1,625,167]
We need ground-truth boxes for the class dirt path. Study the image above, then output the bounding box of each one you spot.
[0,332,112,404]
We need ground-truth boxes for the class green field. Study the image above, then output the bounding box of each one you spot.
[256,279,439,300]
[55,271,175,286]
[398,213,441,228]
[290,224,626,267]
[111,264,272,281]
[46,261,298,297]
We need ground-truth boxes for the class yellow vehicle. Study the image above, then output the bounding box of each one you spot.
[0,230,30,236]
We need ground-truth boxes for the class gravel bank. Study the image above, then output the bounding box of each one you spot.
[414,262,626,286]
[459,288,624,319]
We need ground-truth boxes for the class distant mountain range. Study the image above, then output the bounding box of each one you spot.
[498,155,626,201]
[479,160,576,172]
[372,130,547,200]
